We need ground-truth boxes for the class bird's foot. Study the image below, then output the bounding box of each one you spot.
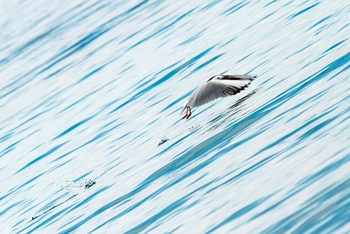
[182,106,192,119]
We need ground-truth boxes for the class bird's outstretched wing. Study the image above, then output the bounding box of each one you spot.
[187,75,256,107]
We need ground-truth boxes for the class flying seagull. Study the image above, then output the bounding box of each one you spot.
[181,74,257,119]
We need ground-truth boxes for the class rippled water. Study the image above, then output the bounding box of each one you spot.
[1,0,350,233]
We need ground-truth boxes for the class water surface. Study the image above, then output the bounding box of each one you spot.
[1,0,350,233]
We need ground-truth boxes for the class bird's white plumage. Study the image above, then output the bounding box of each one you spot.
[184,74,256,108]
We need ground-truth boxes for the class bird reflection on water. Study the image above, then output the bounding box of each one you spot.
[198,88,260,135]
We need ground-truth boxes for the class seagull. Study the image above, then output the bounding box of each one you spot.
[181,74,257,119]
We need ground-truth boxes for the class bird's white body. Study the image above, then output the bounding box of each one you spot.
[181,74,256,119]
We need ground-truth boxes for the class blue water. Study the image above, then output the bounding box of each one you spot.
[1,0,350,233]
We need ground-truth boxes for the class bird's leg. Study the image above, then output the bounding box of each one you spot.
[182,107,188,119]
[182,106,190,119]
[186,106,192,119]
